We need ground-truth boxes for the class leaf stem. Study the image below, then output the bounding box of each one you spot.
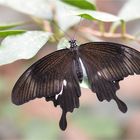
[98,21,105,35]
[121,20,126,38]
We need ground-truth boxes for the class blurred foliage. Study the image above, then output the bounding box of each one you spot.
[0,31,52,65]
[111,0,140,31]
[73,111,121,139]
[0,102,59,140]
[62,0,96,10]
[23,119,58,140]
[0,30,26,37]
[0,22,25,30]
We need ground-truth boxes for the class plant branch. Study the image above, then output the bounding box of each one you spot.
[80,27,136,40]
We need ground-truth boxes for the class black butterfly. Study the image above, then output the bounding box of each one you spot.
[12,40,140,130]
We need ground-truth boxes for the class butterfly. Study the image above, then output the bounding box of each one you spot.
[12,40,140,130]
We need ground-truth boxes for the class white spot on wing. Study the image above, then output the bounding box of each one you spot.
[63,79,67,86]
[97,71,101,76]
[55,80,67,100]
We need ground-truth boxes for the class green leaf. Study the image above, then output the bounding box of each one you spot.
[78,13,95,20]
[0,30,26,38]
[0,0,52,19]
[62,0,96,10]
[111,0,140,31]
[0,31,52,66]
[76,10,122,22]
[0,22,25,30]
[56,1,121,31]
[55,0,81,31]
[57,37,70,50]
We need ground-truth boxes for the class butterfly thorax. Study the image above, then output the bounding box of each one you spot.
[69,40,83,82]
[69,40,78,50]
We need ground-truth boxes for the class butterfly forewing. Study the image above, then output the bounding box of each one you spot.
[12,49,71,105]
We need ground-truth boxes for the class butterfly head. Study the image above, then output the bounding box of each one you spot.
[69,40,77,49]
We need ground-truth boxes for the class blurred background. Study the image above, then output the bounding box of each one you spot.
[0,0,140,140]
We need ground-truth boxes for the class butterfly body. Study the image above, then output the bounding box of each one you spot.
[12,40,140,130]
[69,40,84,82]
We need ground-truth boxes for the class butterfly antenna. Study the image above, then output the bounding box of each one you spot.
[72,17,83,41]
[51,20,71,40]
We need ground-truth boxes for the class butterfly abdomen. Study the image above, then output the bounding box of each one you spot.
[74,59,83,82]
[72,50,83,83]
[69,40,83,83]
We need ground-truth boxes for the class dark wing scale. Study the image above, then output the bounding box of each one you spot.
[79,42,140,113]
[12,49,70,105]
[12,48,81,130]
[58,68,81,112]
[45,59,81,130]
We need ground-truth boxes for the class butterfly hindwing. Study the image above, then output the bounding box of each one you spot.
[58,65,81,130]
[46,55,81,130]
[79,42,140,112]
